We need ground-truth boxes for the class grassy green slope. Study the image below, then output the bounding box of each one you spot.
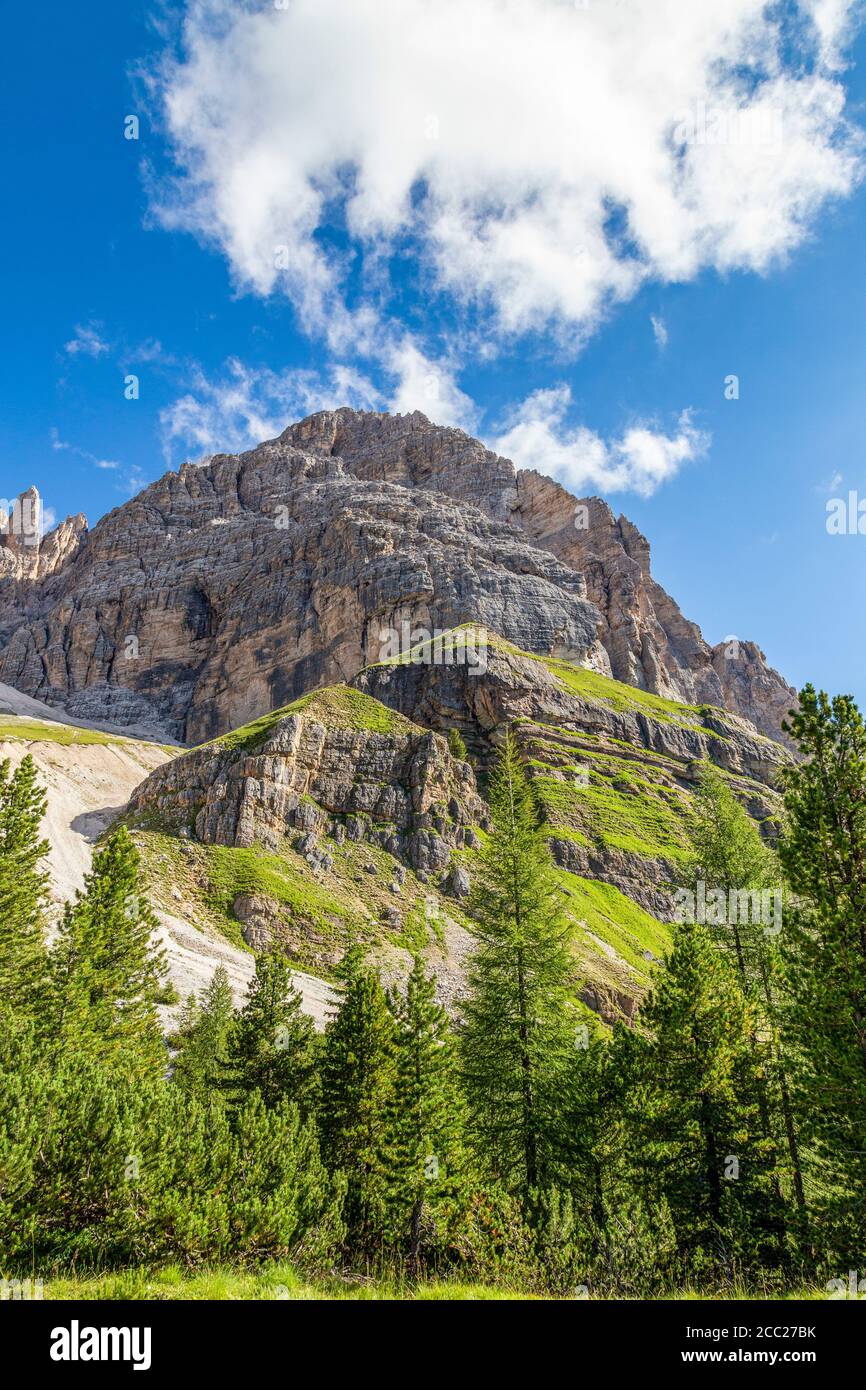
[135,826,461,975]
[0,715,156,748]
[209,684,421,753]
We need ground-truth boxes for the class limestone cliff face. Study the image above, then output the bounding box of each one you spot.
[127,688,488,876]
[283,411,796,741]
[0,489,87,642]
[354,632,789,787]
[0,410,795,744]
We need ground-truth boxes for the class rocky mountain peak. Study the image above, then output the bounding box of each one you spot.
[0,409,795,746]
[0,487,87,586]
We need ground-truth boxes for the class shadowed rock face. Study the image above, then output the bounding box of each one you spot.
[0,409,795,743]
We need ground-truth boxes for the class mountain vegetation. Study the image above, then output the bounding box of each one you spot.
[2,681,864,1297]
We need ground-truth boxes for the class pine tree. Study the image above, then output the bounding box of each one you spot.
[560,1022,621,1249]
[460,727,578,1202]
[678,767,807,1228]
[223,953,318,1115]
[625,921,786,1276]
[447,728,468,762]
[0,755,50,1015]
[47,826,167,1075]
[0,1014,345,1269]
[318,948,396,1250]
[384,955,466,1276]
[778,685,866,1263]
[572,1023,681,1296]
[678,766,779,982]
[172,965,235,1100]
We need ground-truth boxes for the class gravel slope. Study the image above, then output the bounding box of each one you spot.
[0,707,335,1028]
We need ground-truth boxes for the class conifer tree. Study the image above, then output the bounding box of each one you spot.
[318,948,396,1249]
[172,965,235,1100]
[48,826,167,1075]
[678,768,806,1225]
[223,953,318,1115]
[560,1022,621,1246]
[0,1017,345,1269]
[625,921,786,1273]
[460,727,578,1202]
[578,1023,682,1295]
[447,728,469,762]
[678,767,779,983]
[384,955,466,1276]
[0,755,50,1015]
[778,685,866,1262]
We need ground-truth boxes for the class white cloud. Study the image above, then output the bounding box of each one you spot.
[64,322,109,358]
[50,428,120,473]
[650,315,669,349]
[127,338,178,367]
[119,466,149,499]
[803,0,861,67]
[385,340,477,430]
[159,357,383,462]
[492,386,708,497]
[151,0,863,352]
[816,467,844,492]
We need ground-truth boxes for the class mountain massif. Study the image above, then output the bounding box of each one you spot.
[0,410,798,1023]
[0,409,794,745]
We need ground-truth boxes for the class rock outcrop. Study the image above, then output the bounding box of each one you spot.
[0,707,336,1027]
[283,411,797,741]
[354,627,789,788]
[0,410,796,745]
[127,685,488,875]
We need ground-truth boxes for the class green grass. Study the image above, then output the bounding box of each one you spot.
[0,717,128,746]
[208,685,421,752]
[541,654,703,720]
[366,623,489,670]
[194,842,362,945]
[135,826,460,969]
[559,872,670,976]
[535,769,691,863]
[33,1262,830,1301]
[544,824,590,846]
[36,1263,536,1301]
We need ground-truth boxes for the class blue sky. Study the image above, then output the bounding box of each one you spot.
[2,0,866,707]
